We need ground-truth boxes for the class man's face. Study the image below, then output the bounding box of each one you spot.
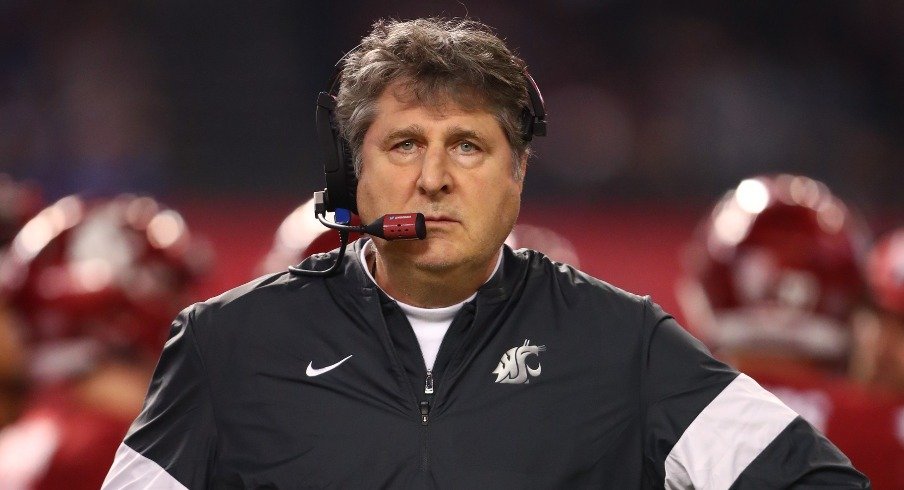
[356,83,525,273]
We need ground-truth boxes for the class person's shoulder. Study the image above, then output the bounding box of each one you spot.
[190,270,297,311]
[513,249,656,333]
[513,248,649,307]
[185,266,341,330]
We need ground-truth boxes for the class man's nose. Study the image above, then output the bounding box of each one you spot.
[416,145,453,196]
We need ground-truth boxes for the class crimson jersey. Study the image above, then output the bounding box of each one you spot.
[0,385,132,489]
[745,365,903,489]
[830,389,904,490]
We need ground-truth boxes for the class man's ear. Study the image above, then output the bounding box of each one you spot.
[517,154,528,182]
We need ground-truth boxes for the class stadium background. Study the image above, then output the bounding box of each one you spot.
[2,0,901,325]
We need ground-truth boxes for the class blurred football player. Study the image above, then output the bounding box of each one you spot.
[850,228,904,392]
[0,175,43,429]
[677,173,869,374]
[678,174,904,488]
[0,194,208,489]
[838,228,904,487]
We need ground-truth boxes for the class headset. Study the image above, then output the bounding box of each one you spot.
[291,48,547,277]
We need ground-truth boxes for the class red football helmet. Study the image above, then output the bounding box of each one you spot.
[0,195,209,379]
[256,197,360,276]
[679,174,871,361]
[865,228,904,317]
[0,175,43,248]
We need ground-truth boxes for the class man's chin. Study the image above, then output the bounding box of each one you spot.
[413,255,460,272]
[383,239,460,269]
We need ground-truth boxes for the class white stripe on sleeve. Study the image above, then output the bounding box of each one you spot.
[101,443,187,489]
[664,373,798,490]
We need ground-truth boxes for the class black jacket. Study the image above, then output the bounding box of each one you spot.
[104,241,869,489]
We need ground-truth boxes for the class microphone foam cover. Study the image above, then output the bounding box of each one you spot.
[364,213,427,240]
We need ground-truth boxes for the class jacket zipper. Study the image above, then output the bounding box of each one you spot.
[420,370,434,474]
[420,370,433,425]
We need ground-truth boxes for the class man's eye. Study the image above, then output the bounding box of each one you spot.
[397,141,416,151]
[458,142,479,153]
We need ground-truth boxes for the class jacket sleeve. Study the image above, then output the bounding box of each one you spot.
[639,298,870,489]
[102,306,217,489]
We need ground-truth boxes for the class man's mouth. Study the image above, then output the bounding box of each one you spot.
[423,214,459,224]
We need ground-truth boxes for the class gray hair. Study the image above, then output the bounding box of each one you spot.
[334,18,533,180]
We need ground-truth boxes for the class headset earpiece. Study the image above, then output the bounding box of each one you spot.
[315,87,358,214]
[521,72,547,142]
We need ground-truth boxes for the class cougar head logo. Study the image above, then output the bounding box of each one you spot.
[492,339,547,384]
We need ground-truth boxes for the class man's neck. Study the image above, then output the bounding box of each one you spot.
[366,243,499,308]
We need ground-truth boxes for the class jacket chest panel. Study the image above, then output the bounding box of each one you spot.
[211,357,422,486]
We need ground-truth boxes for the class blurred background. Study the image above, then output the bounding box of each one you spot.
[0,1,902,486]
[1,0,900,309]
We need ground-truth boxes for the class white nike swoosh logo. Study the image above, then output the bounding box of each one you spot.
[305,355,353,377]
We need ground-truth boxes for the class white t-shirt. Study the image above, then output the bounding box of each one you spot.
[358,240,501,370]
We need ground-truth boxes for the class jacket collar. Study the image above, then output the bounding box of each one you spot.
[333,238,527,306]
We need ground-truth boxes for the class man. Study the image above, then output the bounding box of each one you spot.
[104,18,868,488]
[0,195,207,489]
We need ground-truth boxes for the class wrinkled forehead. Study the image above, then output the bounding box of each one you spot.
[383,78,494,116]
